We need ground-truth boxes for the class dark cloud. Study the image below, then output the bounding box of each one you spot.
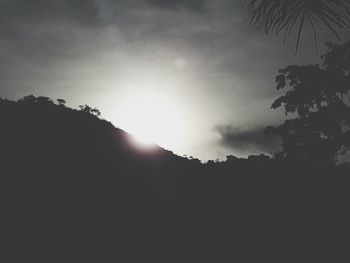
[216,125,281,155]
[0,0,99,25]
[148,0,206,12]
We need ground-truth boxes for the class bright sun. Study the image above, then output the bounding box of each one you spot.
[116,93,187,150]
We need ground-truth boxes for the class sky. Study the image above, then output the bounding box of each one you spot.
[1,0,348,160]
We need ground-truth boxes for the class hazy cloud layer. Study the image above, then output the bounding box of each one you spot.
[0,0,348,160]
[149,0,206,11]
[216,125,281,155]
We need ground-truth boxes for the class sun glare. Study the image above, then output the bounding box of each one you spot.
[116,94,187,151]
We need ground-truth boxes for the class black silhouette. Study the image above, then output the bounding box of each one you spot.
[247,0,350,51]
[267,41,350,165]
[0,91,349,262]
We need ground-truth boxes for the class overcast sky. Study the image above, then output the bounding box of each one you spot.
[1,0,348,160]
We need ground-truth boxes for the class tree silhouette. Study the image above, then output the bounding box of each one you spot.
[268,41,350,165]
[57,99,66,106]
[79,104,101,117]
[246,0,350,52]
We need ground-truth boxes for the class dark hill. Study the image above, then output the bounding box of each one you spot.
[0,96,194,176]
[0,96,349,262]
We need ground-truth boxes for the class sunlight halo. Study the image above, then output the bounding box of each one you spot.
[116,93,188,151]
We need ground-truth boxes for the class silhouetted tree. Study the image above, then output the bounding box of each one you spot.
[246,0,350,52]
[57,98,66,106]
[37,96,52,104]
[19,95,37,103]
[268,41,350,165]
[248,154,271,162]
[226,155,239,162]
[91,108,101,117]
[79,104,101,117]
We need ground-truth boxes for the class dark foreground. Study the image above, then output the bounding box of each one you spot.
[1,97,349,262]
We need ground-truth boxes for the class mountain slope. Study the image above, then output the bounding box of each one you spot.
[0,96,195,176]
[0,96,349,262]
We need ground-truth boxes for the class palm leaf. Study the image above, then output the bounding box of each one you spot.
[246,0,350,52]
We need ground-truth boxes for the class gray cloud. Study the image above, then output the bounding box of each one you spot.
[148,0,206,12]
[0,0,99,26]
[216,125,281,155]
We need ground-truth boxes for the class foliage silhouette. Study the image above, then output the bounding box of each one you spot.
[246,0,350,52]
[268,41,350,165]
[0,95,349,262]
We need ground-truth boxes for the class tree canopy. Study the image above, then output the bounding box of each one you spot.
[268,41,350,165]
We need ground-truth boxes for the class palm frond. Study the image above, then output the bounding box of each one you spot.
[246,0,350,52]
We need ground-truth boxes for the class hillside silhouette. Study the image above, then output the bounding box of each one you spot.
[0,96,349,262]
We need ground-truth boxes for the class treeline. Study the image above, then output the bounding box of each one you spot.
[0,96,349,262]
